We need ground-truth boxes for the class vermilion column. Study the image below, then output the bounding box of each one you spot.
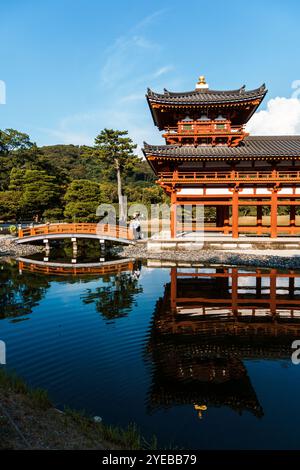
[257,200,262,236]
[231,189,239,238]
[231,267,238,315]
[270,268,277,315]
[170,267,177,312]
[223,205,230,234]
[290,203,296,235]
[170,191,177,238]
[270,188,278,238]
[216,206,224,227]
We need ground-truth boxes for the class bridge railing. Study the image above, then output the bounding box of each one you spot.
[18,223,134,240]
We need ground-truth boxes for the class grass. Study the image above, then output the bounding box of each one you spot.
[63,407,158,450]
[0,368,158,450]
[0,368,51,410]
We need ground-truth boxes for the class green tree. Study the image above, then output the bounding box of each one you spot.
[0,129,36,190]
[0,128,34,154]
[64,179,102,221]
[0,191,21,221]
[93,129,139,222]
[9,168,59,220]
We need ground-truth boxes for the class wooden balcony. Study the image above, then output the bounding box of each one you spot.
[158,170,300,184]
[162,120,247,146]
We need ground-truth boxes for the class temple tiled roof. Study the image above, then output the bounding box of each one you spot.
[143,136,300,160]
[146,84,267,106]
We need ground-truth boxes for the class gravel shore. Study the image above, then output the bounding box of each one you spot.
[2,235,300,269]
[119,244,300,269]
[0,236,43,257]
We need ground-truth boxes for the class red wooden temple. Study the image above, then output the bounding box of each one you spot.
[143,76,300,238]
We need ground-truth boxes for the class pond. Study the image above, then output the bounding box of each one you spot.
[1,255,300,449]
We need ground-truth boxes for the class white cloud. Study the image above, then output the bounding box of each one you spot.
[38,127,94,146]
[38,10,175,149]
[119,93,144,103]
[246,97,300,135]
[100,34,160,88]
[153,65,174,78]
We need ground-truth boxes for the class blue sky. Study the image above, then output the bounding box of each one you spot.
[1,0,300,150]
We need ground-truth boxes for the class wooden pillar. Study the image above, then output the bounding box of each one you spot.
[270,188,278,238]
[289,273,295,298]
[256,270,262,298]
[231,189,239,239]
[170,191,177,238]
[170,267,177,312]
[290,203,296,235]
[231,268,238,315]
[270,268,277,315]
[257,200,262,236]
[216,206,224,227]
[223,205,230,234]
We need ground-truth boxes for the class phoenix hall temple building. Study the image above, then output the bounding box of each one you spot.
[143,76,300,239]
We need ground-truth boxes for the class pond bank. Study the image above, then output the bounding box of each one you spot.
[2,235,300,269]
[0,236,43,257]
[119,243,300,270]
[0,369,153,450]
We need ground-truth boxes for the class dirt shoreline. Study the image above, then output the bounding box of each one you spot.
[0,369,151,450]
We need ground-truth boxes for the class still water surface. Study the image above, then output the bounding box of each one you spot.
[1,255,300,449]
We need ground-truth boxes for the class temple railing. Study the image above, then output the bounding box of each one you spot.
[177,225,300,235]
[162,124,246,146]
[163,122,244,134]
[158,170,300,183]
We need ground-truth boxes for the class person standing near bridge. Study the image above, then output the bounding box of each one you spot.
[130,214,142,240]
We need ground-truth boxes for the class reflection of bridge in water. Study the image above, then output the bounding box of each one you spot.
[147,267,300,419]
[18,257,135,276]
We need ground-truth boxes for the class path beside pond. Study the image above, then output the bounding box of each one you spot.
[120,243,300,269]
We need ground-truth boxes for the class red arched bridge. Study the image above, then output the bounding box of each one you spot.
[17,223,135,245]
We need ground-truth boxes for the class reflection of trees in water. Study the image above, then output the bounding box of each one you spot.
[81,272,143,320]
[0,259,50,319]
[47,239,114,262]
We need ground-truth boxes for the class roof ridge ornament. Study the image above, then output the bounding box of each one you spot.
[259,83,266,92]
[196,75,209,90]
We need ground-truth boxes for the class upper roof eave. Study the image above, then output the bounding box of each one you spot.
[146,84,267,106]
[143,136,300,160]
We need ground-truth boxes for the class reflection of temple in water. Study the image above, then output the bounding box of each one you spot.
[147,267,300,418]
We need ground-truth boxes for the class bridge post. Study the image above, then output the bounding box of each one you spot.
[71,237,78,257]
[43,239,50,256]
[99,239,105,252]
